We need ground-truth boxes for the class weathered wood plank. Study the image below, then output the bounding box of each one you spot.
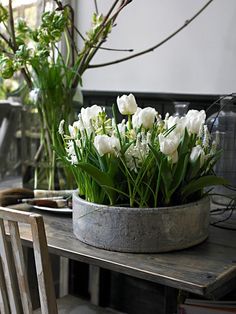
[8,220,33,313]
[0,218,21,313]
[0,256,10,314]
[30,215,58,314]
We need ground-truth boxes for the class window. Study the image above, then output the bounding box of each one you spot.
[2,0,53,27]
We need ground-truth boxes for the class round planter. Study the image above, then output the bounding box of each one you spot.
[72,193,210,253]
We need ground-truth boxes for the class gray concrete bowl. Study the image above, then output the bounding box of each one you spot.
[73,193,210,253]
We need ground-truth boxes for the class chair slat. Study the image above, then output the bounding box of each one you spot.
[31,216,58,314]
[9,220,33,314]
[0,218,21,313]
[0,257,10,314]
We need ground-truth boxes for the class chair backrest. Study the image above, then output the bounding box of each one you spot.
[0,207,58,314]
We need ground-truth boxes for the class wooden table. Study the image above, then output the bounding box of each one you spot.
[14,204,236,301]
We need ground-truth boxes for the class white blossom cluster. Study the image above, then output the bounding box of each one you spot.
[59,93,212,172]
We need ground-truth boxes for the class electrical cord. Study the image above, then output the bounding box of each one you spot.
[210,197,236,231]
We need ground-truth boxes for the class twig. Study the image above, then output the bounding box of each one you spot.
[0,46,14,57]
[77,0,131,77]
[94,0,99,14]
[99,46,133,52]
[8,0,17,51]
[88,0,214,69]
[72,17,132,52]
[8,0,33,88]
[71,19,86,41]
[0,32,13,50]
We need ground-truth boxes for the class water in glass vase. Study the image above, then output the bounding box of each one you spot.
[21,88,81,190]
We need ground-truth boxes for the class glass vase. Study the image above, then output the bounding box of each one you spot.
[173,101,189,117]
[207,97,236,205]
[21,87,82,190]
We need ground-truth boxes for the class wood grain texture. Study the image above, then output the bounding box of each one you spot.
[9,220,33,313]
[30,215,58,314]
[12,204,236,300]
[0,256,10,314]
[0,218,21,313]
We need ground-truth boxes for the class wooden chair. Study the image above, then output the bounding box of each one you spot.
[0,206,121,314]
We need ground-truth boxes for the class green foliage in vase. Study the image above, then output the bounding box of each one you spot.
[0,0,132,189]
[57,94,227,207]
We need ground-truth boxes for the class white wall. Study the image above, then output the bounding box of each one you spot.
[78,0,236,94]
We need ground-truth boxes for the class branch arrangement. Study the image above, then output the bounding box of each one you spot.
[0,0,215,89]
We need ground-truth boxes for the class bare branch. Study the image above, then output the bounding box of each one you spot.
[99,46,133,52]
[71,19,86,41]
[0,33,13,50]
[94,0,98,14]
[8,0,17,51]
[77,0,132,76]
[88,0,214,69]
[0,46,14,57]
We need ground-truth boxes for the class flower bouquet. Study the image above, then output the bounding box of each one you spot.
[56,94,227,252]
[0,0,214,190]
[58,93,225,207]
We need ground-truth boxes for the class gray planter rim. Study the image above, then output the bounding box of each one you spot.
[73,191,209,212]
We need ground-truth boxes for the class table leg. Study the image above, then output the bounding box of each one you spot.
[89,265,100,306]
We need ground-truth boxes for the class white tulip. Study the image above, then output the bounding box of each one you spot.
[166,116,180,130]
[185,110,206,135]
[94,135,121,156]
[158,133,180,156]
[166,115,187,137]
[190,145,205,166]
[168,150,178,164]
[117,93,138,115]
[132,107,157,129]
[117,119,127,135]
[80,105,103,128]
[68,120,82,139]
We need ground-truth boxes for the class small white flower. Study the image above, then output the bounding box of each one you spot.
[185,110,206,135]
[125,133,150,172]
[68,123,80,139]
[190,145,205,166]
[58,119,65,135]
[66,140,76,156]
[29,88,39,104]
[132,107,157,129]
[117,119,127,135]
[158,133,180,156]
[117,93,138,115]
[94,135,120,156]
[202,125,210,149]
[70,154,78,165]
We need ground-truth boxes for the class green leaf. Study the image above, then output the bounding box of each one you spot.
[149,144,172,200]
[182,175,229,199]
[186,155,201,181]
[178,128,190,155]
[170,153,189,195]
[75,162,116,205]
